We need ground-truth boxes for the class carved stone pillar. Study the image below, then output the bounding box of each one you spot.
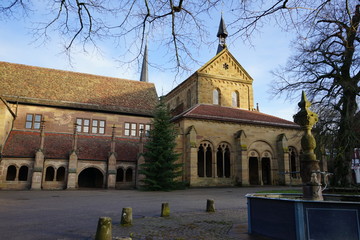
[186,126,198,186]
[31,119,46,190]
[294,91,323,201]
[67,123,78,189]
[107,125,117,189]
[277,134,290,185]
[235,130,248,186]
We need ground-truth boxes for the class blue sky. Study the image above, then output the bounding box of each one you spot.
[0,6,301,121]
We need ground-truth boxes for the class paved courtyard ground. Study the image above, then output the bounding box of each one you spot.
[0,186,294,239]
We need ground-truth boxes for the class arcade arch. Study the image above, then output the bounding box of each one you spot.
[248,140,274,185]
[78,167,104,188]
[197,141,213,177]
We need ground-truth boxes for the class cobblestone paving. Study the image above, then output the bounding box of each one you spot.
[112,209,247,240]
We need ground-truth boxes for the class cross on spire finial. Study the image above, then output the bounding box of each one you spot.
[216,15,228,54]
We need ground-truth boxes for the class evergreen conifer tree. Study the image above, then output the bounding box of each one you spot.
[139,100,183,191]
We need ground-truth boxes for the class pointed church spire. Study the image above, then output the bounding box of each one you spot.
[216,15,228,54]
[140,44,149,82]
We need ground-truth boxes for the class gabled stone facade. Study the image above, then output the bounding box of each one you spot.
[163,48,312,187]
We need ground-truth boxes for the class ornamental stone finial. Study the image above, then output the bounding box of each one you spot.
[293,91,323,201]
[293,91,318,130]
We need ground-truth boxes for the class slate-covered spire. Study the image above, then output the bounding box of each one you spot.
[140,44,149,82]
[216,15,228,54]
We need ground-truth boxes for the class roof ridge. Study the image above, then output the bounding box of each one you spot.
[173,104,298,128]
[0,61,152,84]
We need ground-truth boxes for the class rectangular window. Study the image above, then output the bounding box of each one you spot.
[124,122,138,136]
[76,118,82,132]
[92,120,98,134]
[76,118,90,133]
[139,124,144,136]
[25,114,42,129]
[131,123,137,136]
[83,119,90,133]
[76,118,104,134]
[99,120,105,134]
[145,124,151,136]
[124,122,130,136]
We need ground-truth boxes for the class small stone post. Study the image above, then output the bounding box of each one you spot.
[206,199,215,212]
[293,91,323,201]
[161,202,170,217]
[120,207,133,226]
[95,217,112,240]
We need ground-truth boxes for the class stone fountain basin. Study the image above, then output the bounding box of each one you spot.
[246,193,360,240]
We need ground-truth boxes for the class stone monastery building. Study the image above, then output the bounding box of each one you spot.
[0,18,320,190]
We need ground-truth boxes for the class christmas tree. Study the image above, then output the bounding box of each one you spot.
[139,100,184,191]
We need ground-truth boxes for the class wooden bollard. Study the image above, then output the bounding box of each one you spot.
[120,207,133,226]
[206,199,215,212]
[161,202,170,217]
[95,217,112,240]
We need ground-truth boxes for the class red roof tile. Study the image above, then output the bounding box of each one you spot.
[174,104,299,129]
[2,131,140,161]
[0,61,158,115]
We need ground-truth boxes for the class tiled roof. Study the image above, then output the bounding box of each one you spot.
[2,130,140,162]
[174,104,300,129]
[0,61,158,116]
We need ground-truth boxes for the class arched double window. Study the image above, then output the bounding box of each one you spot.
[289,147,298,178]
[198,142,213,177]
[217,144,231,178]
[213,89,221,105]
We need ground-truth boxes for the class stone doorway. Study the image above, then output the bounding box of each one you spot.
[249,157,259,185]
[261,157,271,185]
[78,168,104,188]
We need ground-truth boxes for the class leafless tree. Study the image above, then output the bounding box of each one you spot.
[1,0,223,72]
[2,0,358,185]
[271,1,360,186]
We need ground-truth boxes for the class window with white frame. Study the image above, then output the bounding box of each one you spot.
[145,124,151,136]
[76,118,105,134]
[138,124,151,137]
[139,124,144,136]
[76,118,90,133]
[92,120,105,134]
[124,123,130,136]
[131,123,137,136]
[124,122,137,136]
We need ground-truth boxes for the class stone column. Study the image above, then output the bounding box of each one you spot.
[107,125,117,189]
[67,123,78,189]
[277,134,290,185]
[31,119,46,190]
[294,91,323,201]
[136,127,145,188]
[186,126,198,186]
[235,130,249,186]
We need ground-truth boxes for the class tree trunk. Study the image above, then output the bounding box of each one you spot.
[335,88,358,186]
